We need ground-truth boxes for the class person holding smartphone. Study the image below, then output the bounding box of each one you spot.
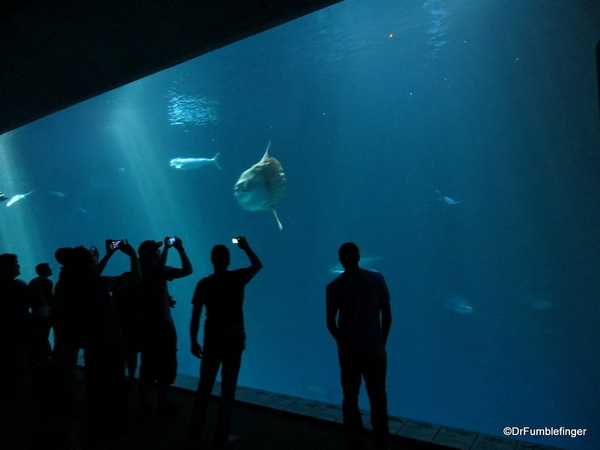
[187,236,262,449]
[137,236,193,414]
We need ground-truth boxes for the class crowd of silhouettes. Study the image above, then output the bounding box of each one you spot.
[0,237,193,449]
[0,238,393,450]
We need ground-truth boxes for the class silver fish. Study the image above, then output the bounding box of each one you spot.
[6,191,33,207]
[170,153,221,170]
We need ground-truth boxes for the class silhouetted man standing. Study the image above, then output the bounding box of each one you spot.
[326,242,392,450]
[188,236,262,450]
[0,254,31,392]
[29,263,54,365]
[138,236,193,414]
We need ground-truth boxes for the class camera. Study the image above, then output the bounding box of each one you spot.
[111,240,123,250]
[167,237,176,245]
[232,238,239,244]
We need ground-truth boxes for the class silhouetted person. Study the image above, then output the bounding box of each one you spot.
[137,237,193,414]
[188,236,262,449]
[53,240,141,440]
[29,263,54,366]
[49,247,89,443]
[0,253,33,443]
[0,254,32,378]
[87,240,141,438]
[51,247,81,366]
[112,271,142,386]
[28,360,82,450]
[326,243,392,450]
[53,243,128,366]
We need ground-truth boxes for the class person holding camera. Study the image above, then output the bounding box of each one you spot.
[52,239,141,439]
[187,236,262,449]
[137,236,193,415]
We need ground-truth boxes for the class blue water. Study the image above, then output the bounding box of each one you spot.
[1,1,599,449]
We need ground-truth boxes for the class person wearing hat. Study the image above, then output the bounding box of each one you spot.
[137,236,193,414]
[51,240,141,439]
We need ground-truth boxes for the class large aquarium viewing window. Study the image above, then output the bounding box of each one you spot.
[1,1,599,449]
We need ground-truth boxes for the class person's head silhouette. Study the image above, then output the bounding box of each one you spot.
[338,242,360,271]
[211,245,230,271]
[138,240,163,268]
[70,246,97,272]
[0,253,20,280]
[35,263,52,278]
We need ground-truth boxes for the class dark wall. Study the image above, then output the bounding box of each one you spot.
[0,0,341,135]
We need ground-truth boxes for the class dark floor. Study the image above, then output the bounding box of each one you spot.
[1,365,451,450]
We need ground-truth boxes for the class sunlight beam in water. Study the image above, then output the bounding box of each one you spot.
[109,80,201,241]
[107,80,215,377]
[0,133,44,280]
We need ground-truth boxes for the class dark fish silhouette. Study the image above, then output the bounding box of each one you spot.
[234,141,286,230]
[0,192,7,203]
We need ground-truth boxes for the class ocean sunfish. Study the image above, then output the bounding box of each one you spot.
[234,141,286,230]
[6,191,33,207]
[170,153,221,170]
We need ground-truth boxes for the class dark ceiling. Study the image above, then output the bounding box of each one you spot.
[0,0,342,136]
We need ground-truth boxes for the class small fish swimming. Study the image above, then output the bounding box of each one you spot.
[6,191,33,207]
[521,294,553,311]
[0,192,8,203]
[170,153,221,170]
[444,295,473,314]
[435,190,459,207]
[50,191,66,198]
